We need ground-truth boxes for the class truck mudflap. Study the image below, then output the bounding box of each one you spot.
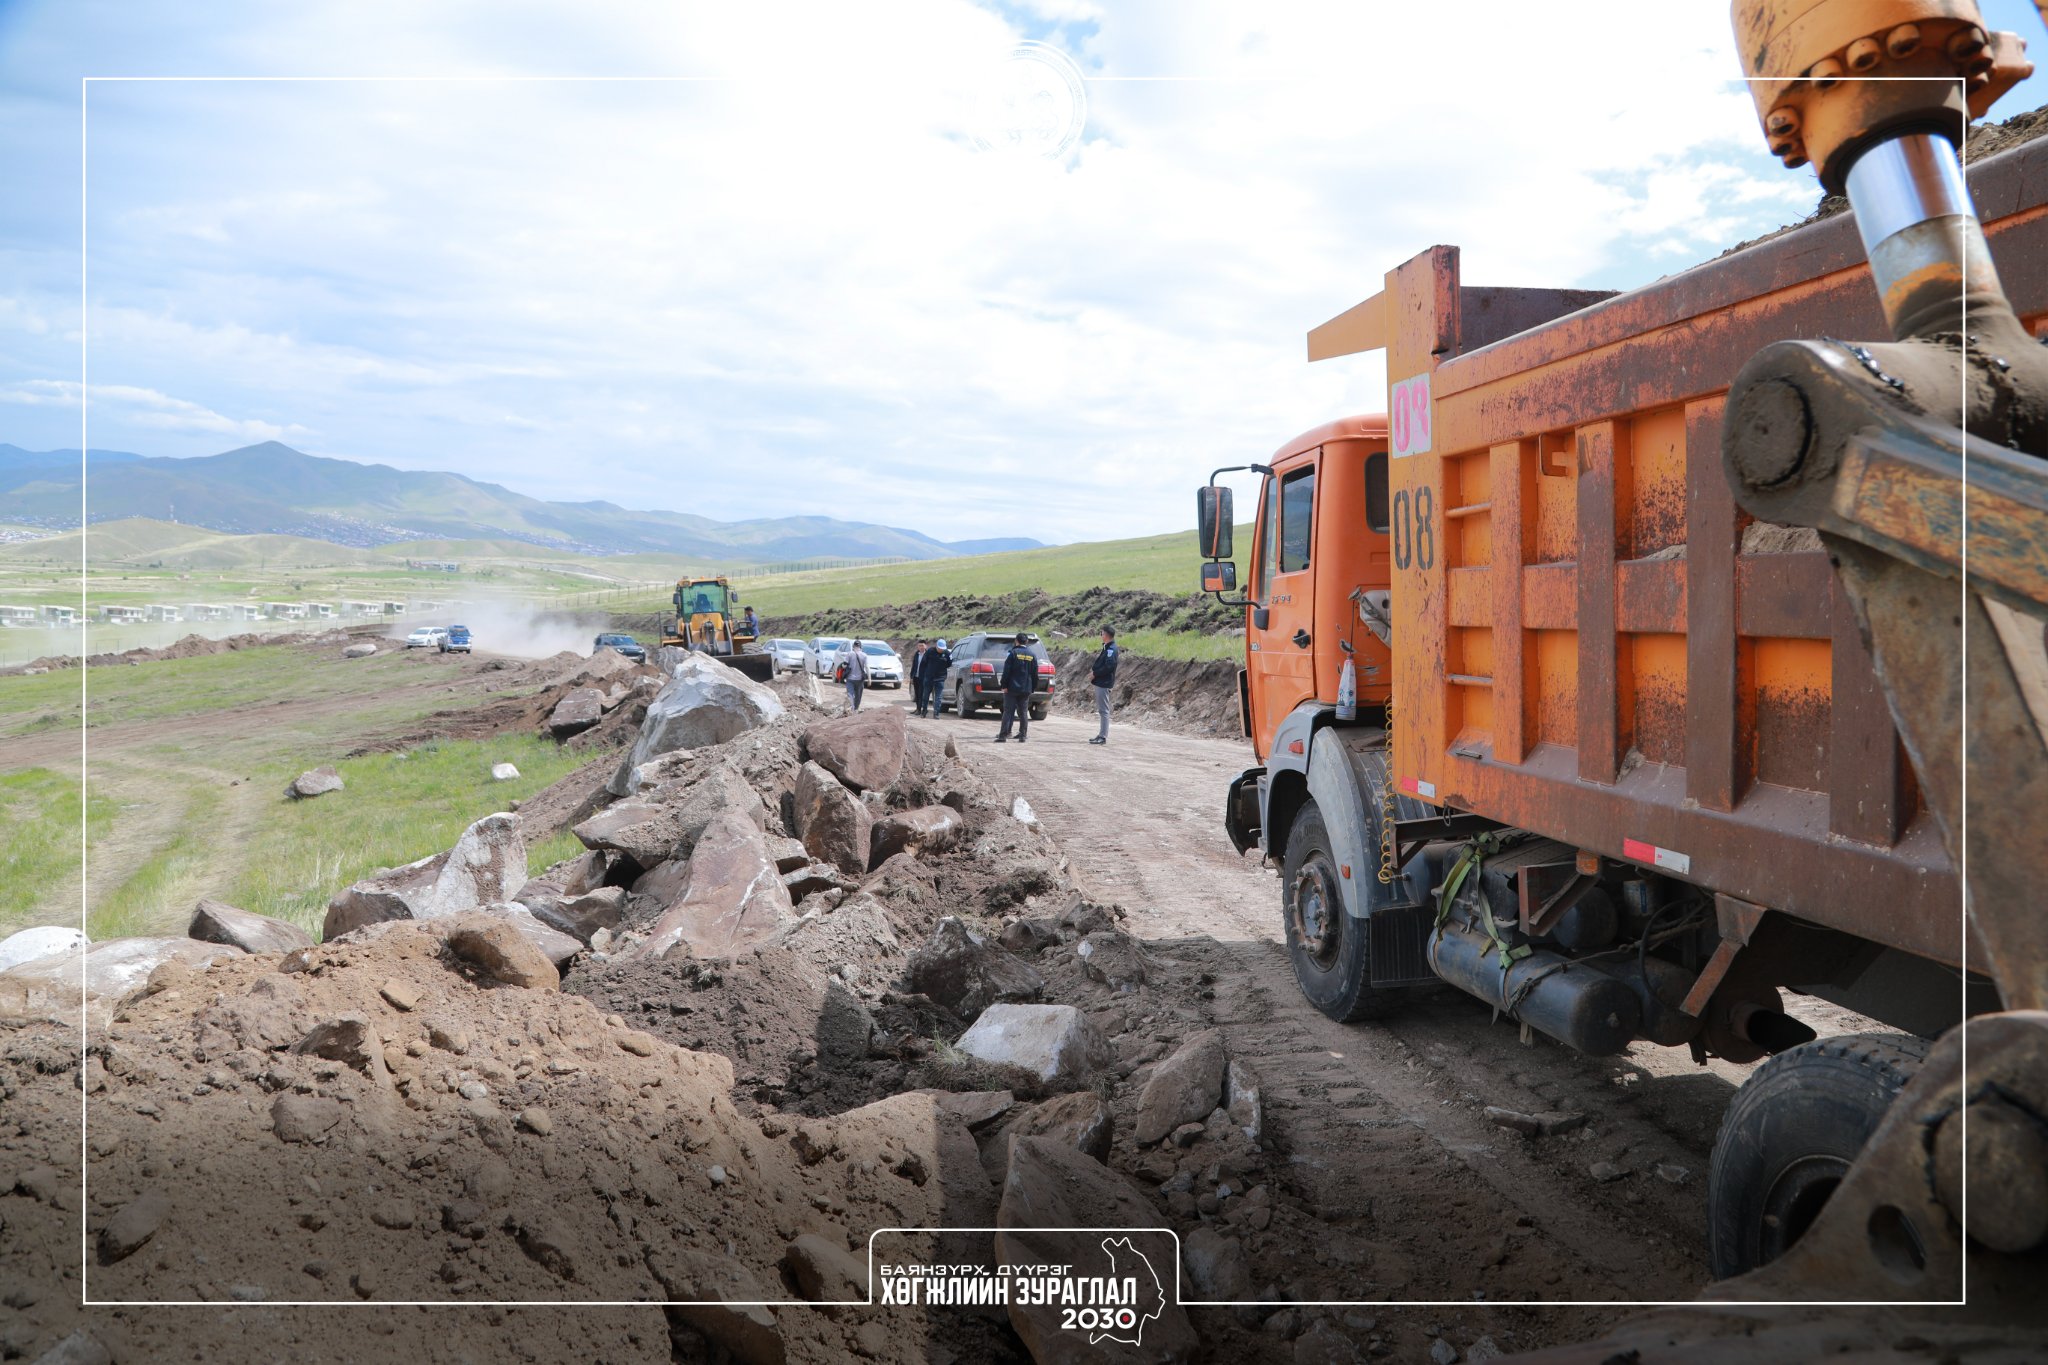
[1224,766,1263,855]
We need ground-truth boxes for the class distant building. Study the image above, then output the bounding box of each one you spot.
[0,606,37,627]
[146,604,183,623]
[39,605,78,626]
[406,559,461,573]
[99,605,146,624]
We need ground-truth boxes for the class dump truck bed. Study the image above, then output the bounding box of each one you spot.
[1385,135,2048,971]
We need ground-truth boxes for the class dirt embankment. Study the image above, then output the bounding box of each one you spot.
[1048,649,1243,740]
[614,585,1241,649]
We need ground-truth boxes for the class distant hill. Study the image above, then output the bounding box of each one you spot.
[0,441,1046,563]
[0,518,382,570]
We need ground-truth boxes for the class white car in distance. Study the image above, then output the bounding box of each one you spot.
[762,638,807,674]
[857,639,904,688]
[405,626,449,649]
[804,636,850,678]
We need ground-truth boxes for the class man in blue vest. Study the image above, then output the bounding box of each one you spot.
[1089,625,1120,744]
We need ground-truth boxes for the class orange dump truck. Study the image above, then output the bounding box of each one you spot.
[1196,54,2048,1293]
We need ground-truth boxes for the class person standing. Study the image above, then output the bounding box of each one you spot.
[919,637,952,716]
[1089,625,1120,745]
[993,637,1038,743]
[908,639,931,716]
[837,637,869,712]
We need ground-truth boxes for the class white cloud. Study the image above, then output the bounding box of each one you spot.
[3,0,1846,543]
[0,379,305,442]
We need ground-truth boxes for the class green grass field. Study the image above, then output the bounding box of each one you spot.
[739,525,1248,617]
[215,734,590,935]
[0,768,115,922]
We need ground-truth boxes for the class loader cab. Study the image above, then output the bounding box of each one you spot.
[1201,415,1395,763]
[671,577,739,654]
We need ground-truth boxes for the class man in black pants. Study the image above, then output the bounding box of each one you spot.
[918,638,952,716]
[993,638,1038,743]
[907,639,931,716]
[1088,625,1120,744]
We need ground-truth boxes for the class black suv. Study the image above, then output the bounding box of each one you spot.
[942,632,1054,720]
[593,633,647,663]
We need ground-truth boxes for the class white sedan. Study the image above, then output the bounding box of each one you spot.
[856,640,905,687]
[405,626,449,649]
[804,636,851,677]
[762,638,807,674]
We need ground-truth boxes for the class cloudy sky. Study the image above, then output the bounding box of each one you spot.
[4,2,2043,545]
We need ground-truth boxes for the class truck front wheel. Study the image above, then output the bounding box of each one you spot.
[1282,800,1408,1023]
[1707,1031,1928,1278]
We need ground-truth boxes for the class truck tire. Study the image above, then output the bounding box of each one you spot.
[1707,1031,1929,1278]
[1282,800,1407,1023]
[1030,703,1048,721]
[956,685,976,719]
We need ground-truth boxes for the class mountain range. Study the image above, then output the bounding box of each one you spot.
[0,442,1043,563]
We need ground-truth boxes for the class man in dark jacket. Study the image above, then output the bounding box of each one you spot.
[1089,625,1120,745]
[993,637,1038,743]
[908,639,931,716]
[917,637,952,716]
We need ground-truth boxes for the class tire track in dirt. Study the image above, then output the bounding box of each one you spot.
[939,699,1741,1302]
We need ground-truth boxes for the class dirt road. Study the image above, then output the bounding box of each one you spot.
[932,698,1771,1306]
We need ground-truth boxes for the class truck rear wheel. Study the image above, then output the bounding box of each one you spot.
[1282,800,1407,1023]
[1707,1031,1928,1278]
[956,685,976,719]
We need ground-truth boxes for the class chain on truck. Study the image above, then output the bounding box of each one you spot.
[1197,0,2048,1307]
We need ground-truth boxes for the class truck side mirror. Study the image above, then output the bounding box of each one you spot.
[1201,561,1237,594]
[1197,486,1233,560]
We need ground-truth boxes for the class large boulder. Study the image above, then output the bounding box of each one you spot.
[547,687,605,738]
[525,886,625,945]
[188,899,314,955]
[636,809,796,959]
[0,925,87,973]
[1134,1029,1227,1145]
[996,1138,1197,1365]
[955,1003,1113,1086]
[607,653,783,796]
[285,766,344,799]
[904,916,1045,1021]
[442,913,560,989]
[793,761,872,878]
[0,937,243,1029]
[869,805,964,867]
[801,707,905,792]
[573,768,760,868]
[322,812,527,940]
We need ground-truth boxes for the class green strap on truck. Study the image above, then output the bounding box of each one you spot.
[1434,831,1531,971]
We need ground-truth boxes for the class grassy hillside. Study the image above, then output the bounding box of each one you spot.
[742,525,1249,617]
[0,518,381,570]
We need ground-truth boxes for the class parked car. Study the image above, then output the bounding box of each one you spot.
[803,636,851,678]
[405,625,449,649]
[439,624,472,654]
[593,632,647,663]
[857,639,905,688]
[762,638,807,674]
[941,632,1054,719]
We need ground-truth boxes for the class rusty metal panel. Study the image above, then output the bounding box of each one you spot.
[1490,441,1529,765]
[1734,554,1836,637]
[1685,398,1740,812]
[1830,576,1907,845]
[1389,247,1456,799]
[1575,421,1623,784]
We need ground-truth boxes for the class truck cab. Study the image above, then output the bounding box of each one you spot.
[1203,416,1395,855]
